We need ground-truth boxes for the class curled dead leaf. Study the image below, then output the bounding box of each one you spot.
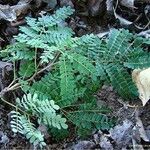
[132,68,150,106]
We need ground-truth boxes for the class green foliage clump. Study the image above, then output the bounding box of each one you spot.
[1,6,150,148]
[11,111,46,148]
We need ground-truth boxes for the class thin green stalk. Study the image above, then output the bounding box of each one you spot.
[0,97,27,114]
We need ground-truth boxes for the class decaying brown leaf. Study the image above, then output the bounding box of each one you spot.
[120,0,136,9]
[88,0,106,17]
[109,119,133,149]
[0,0,31,21]
[132,68,150,106]
[135,110,149,142]
[138,29,150,38]
[132,126,144,150]
[106,0,114,12]
[0,61,13,90]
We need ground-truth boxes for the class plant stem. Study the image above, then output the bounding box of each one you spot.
[0,52,60,94]
[0,97,25,114]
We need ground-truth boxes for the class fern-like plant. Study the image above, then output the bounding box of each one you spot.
[74,29,150,99]
[10,111,46,148]
[1,6,149,148]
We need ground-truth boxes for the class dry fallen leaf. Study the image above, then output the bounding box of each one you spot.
[109,119,133,149]
[88,0,106,17]
[97,30,109,38]
[0,0,30,21]
[135,110,149,142]
[99,134,113,150]
[132,68,150,106]
[132,126,144,150]
[73,141,95,150]
[138,29,150,39]
[120,0,136,9]
[106,0,114,12]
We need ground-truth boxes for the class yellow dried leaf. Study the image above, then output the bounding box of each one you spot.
[132,68,150,106]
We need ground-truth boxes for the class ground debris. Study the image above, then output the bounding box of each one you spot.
[59,0,74,8]
[0,0,31,21]
[132,68,150,106]
[0,131,9,146]
[0,61,13,91]
[68,116,150,150]
[71,140,95,150]
[120,0,136,9]
[88,0,106,17]
[110,119,133,149]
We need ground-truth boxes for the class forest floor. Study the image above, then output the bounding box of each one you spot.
[0,0,150,149]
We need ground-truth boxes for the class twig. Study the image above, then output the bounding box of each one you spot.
[0,97,25,114]
[0,52,60,95]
